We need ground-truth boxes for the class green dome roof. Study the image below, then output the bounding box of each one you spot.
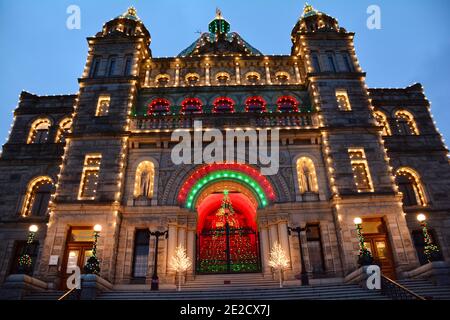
[302,3,319,18]
[116,7,141,21]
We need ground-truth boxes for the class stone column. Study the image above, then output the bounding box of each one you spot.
[166,223,177,275]
[278,221,292,269]
[186,228,196,275]
[265,63,271,84]
[178,227,186,248]
[269,223,278,248]
[259,227,270,274]
[235,63,241,84]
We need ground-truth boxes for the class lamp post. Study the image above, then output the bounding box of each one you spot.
[353,217,373,266]
[18,225,39,273]
[84,224,102,274]
[149,229,168,290]
[417,214,439,263]
[287,226,309,286]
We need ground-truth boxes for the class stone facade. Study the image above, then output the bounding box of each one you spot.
[0,6,449,291]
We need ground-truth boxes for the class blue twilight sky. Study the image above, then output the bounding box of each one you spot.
[0,0,449,146]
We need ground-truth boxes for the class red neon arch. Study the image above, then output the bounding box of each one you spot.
[181,97,203,114]
[178,163,276,205]
[276,96,299,112]
[213,97,235,113]
[148,98,171,115]
[245,96,267,113]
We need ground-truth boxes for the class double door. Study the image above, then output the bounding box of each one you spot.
[61,243,94,289]
[364,235,396,279]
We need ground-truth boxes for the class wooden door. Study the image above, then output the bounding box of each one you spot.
[61,243,93,289]
[361,219,396,279]
[61,227,95,290]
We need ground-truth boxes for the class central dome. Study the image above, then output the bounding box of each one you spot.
[178,8,262,57]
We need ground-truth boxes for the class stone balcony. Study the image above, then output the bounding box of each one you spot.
[130,112,319,132]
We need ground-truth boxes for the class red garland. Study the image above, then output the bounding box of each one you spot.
[276,95,299,112]
[148,98,171,115]
[181,97,203,113]
[245,96,267,112]
[212,97,235,113]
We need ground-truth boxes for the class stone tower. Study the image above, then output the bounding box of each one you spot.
[38,7,152,286]
[291,4,419,274]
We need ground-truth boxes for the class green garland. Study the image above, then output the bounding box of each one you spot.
[356,224,373,266]
[421,222,440,262]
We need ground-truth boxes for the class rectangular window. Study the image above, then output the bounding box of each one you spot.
[342,53,354,72]
[312,53,321,72]
[124,55,133,76]
[107,56,117,76]
[9,241,39,275]
[348,148,374,192]
[335,89,352,111]
[95,95,110,117]
[89,57,101,78]
[132,229,150,278]
[306,224,325,274]
[327,53,337,72]
[78,154,102,200]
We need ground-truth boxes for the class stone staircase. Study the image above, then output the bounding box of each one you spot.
[397,279,450,300]
[22,275,450,300]
[24,291,70,300]
[95,284,386,300]
[183,273,280,291]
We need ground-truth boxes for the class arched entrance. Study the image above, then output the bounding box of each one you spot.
[196,189,260,274]
[178,164,277,275]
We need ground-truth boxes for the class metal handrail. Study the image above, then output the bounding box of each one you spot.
[57,287,79,301]
[381,275,426,300]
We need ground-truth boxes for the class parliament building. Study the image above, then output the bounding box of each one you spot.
[0,5,449,298]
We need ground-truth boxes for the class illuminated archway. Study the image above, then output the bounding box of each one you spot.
[178,164,276,209]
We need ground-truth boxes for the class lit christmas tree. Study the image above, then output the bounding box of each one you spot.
[268,241,290,288]
[170,245,192,291]
[198,190,258,273]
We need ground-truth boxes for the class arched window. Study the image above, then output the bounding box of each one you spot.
[395,110,419,135]
[245,72,260,84]
[395,168,427,207]
[27,118,51,144]
[148,98,171,115]
[297,157,318,193]
[216,72,230,85]
[374,111,391,136]
[55,118,72,143]
[275,71,290,84]
[155,74,170,87]
[181,98,203,114]
[185,73,200,86]
[22,177,53,217]
[134,161,155,198]
[245,96,266,113]
[213,97,235,113]
[277,96,299,113]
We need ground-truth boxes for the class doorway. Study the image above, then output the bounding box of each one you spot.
[361,218,396,279]
[61,227,95,289]
[196,191,261,274]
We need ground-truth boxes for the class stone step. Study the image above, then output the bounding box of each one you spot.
[97,286,386,300]
[97,284,386,300]
[396,280,450,300]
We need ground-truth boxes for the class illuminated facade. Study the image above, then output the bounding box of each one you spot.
[0,5,449,293]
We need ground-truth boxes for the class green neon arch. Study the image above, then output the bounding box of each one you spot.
[186,170,269,209]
